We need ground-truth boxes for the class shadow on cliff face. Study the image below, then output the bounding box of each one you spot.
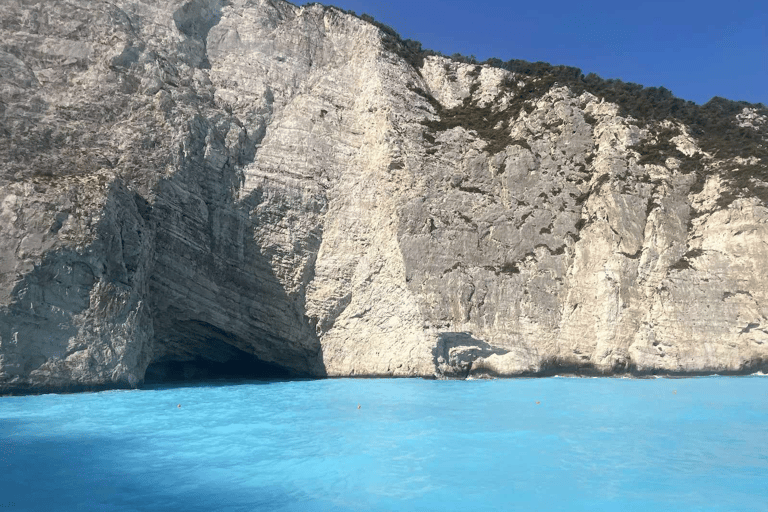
[173,0,224,69]
[0,181,154,393]
[432,332,510,379]
[145,109,324,381]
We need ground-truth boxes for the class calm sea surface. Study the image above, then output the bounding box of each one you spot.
[1,376,767,511]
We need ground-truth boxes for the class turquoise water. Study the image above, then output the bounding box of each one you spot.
[1,377,767,511]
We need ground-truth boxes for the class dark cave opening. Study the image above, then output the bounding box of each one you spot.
[143,317,302,384]
[143,351,293,384]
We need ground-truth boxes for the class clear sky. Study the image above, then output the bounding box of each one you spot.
[302,0,767,106]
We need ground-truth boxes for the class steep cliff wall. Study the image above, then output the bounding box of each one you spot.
[2,0,767,393]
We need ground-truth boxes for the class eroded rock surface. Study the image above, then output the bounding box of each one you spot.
[1,0,767,393]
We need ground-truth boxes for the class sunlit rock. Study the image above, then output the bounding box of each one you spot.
[1,0,767,393]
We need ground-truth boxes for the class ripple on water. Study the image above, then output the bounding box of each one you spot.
[1,376,767,511]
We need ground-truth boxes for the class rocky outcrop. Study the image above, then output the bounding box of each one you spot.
[1,0,767,393]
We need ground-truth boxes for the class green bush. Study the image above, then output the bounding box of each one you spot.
[342,6,767,207]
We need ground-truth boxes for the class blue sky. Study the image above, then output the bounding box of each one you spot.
[303,0,767,106]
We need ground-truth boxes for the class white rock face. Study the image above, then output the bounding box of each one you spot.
[1,0,767,392]
[737,107,767,129]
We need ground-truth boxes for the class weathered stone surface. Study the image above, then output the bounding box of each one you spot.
[1,0,767,393]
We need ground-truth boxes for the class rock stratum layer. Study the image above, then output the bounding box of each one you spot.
[2,0,768,393]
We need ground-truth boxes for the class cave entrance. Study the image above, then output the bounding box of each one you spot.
[144,354,292,384]
[143,333,294,384]
[144,317,302,384]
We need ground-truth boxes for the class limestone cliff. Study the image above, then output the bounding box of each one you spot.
[2,0,767,393]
